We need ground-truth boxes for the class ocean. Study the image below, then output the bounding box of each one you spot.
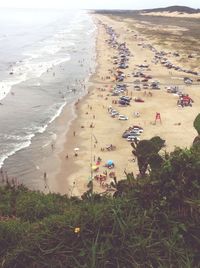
[0,8,96,189]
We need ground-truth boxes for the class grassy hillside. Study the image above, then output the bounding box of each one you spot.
[143,6,200,14]
[94,6,200,14]
[0,139,200,267]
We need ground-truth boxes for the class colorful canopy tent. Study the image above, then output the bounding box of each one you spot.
[107,160,114,166]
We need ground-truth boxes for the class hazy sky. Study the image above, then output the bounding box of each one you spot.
[0,0,199,9]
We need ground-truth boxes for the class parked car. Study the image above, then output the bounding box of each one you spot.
[129,130,140,136]
[118,115,128,120]
[118,100,130,106]
[122,132,131,138]
[132,127,143,133]
[134,85,141,91]
[127,136,140,142]
[109,109,117,114]
[111,111,119,117]
[120,96,132,102]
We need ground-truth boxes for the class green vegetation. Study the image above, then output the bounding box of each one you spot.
[193,113,200,145]
[194,113,200,135]
[131,136,165,176]
[0,118,200,267]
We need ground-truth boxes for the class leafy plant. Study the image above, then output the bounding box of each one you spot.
[131,136,165,176]
[193,113,200,135]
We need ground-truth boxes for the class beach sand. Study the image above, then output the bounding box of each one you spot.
[50,14,200,196]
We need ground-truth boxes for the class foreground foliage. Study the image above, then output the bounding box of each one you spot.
[0,144,200,267]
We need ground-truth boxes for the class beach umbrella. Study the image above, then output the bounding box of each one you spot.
[74,148,80,151]
[107,160,114,166]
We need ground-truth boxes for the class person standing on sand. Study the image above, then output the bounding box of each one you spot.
[51,143,54,151]
[73,131,76,137]
[44,172,47,189]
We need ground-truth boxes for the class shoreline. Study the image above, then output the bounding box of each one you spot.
[48,14,200,196]
[52,19,100,195]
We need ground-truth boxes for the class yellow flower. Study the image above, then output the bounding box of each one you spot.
[74,227,80,233]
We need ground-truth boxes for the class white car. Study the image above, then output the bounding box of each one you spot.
[118,115,128,120]
[127,136,140,142]
[111,111,119,117]
[132,127,143,133]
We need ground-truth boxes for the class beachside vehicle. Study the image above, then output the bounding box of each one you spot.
[118,100,130,106]
[120,99,130,104]
[117,77,124,82]
[151,85,160,90]
[184,77,193,85]
[134,85,141,91]
[119,63,128,69]
[120,96,131,101]
[132,128,143,133]
[111,111,119,117]
[122,132,131,138]
[132,125,143,130]
[122,131,140,138]
[118,115,128,120]
[129,130,141,135]
[138,64,149,68]
[110,109,117,114]
[141,79,148,82]
[134,98,144,103]
[115,84,127,90]
[127,136,140,142]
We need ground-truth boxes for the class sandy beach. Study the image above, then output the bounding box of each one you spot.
[50,14,200,196]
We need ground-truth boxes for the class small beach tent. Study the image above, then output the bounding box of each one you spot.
[107,160,114,166]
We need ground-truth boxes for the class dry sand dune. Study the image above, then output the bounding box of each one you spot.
[141,11,200,19]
